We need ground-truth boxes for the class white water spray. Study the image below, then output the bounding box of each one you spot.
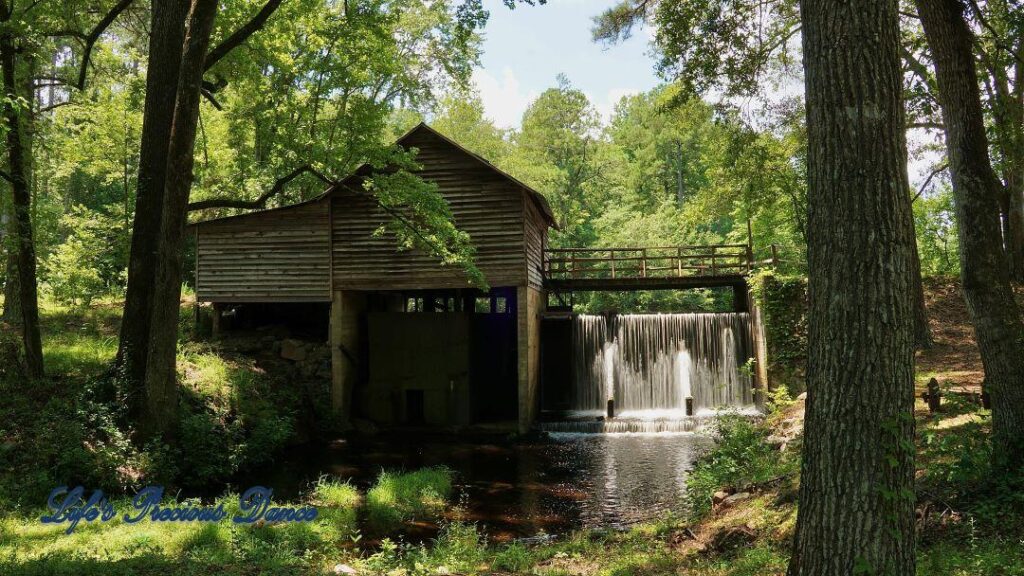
[570,313,754,419]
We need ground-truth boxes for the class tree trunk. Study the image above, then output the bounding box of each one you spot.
[916,0,1024,467]
[0,24,44,378]
[912,233,933,349]
[1008,177,1024,282]
[788,0,917,574]
[139,0,218,439]
[116,0,189,415]
[2,206,20,325]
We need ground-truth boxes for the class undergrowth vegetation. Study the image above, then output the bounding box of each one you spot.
[5,299,1024,574]
[0,299,307,509]
[366,467,452,532]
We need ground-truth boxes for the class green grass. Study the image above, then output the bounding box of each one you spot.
[38,298,121,378]
[5,298,1023,575]
[310,477,360,537]
[366,467,453,532]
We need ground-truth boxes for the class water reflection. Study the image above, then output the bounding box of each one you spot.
[250,432,712,541]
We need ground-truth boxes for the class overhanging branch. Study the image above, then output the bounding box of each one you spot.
[76,0,135,90]
[913,162,949,202]
[187,165,334,211]
[204,0,284,72]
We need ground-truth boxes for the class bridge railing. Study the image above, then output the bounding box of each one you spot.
[544,244,761,281]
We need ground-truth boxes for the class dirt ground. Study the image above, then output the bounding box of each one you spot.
[914,278,988,393]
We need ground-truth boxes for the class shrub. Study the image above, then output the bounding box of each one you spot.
[366,467,453,532]
[685,415,797,518]
[168,347,298,489]
[42,205,127,306]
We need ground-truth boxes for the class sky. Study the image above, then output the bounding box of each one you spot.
[471,0,661,129]
[469,1,941,186]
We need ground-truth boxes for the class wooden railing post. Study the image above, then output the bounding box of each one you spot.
[542,243,771,284]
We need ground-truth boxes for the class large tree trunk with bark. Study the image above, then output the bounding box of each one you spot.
[787,0,917,574]
[916,0,1024,468]
[912,234,933,349]
[116,0,189,415]
[2,220,20,325]
[0,20,43,378]
[996,103,1024,283]
[138,0,218,439]
[1008,177,1024,282]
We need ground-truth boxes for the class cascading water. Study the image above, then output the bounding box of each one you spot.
[557,313,755,431]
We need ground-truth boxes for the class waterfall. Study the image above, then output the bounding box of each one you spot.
[569,313,754,418]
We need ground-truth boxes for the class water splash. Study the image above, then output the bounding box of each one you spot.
[570,313,754,415]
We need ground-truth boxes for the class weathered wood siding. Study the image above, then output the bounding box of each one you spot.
[524,192,548,290]
[331,129,529,290]
[196,201,330,302]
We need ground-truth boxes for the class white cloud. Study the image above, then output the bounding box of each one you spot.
[472,67,538,130]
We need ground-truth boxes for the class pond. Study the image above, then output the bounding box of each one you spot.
[248,431,714,542]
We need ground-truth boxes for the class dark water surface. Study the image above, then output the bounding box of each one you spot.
[246,432,713,542]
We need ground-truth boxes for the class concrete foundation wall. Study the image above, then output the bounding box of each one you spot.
[365,312,471,426]
[517,285,545,433]
[330,291,368,421]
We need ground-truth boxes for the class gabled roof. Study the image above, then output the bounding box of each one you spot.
[191,122,557,229]
[390,123,557,227]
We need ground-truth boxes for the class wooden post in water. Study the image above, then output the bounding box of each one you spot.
[685,397,694,416]
[607,398,615,419]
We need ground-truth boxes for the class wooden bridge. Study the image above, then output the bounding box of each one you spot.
[543,243,777,292]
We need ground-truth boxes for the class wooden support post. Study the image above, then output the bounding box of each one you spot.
[922,377,942,413]
[330,290,366,423]
[685,397,694,416]
[211,303,223,337]
[606,398,615,419]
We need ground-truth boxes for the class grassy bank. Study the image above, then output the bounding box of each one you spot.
[4,286,1024,574]
[5,398,1020,575]
[0,297,322,507]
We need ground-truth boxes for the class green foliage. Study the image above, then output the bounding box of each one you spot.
[918,400,1024,536]
[913,185,960,277]
[366,467,453,532]
[0,375,142,508]
[42,206,128,306]
[917,539,1024,576]
[749,270,807,391]
[509,74,605,247]
[685,415,797,518]
[27,0,490,297]
[163,346,298,488]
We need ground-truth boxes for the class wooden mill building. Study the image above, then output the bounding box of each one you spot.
[191,123,556,432]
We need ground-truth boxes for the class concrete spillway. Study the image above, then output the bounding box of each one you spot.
[542,313,755,433]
